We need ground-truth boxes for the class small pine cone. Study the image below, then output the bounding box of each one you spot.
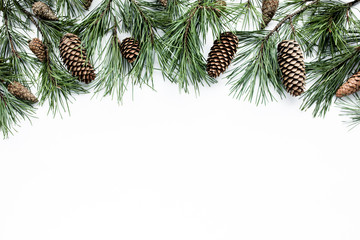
[84,0,93,10]
[32,1,58,21]
[206,32,239,78]
[29,38,46,62]
[277,40,306,97]
[159,0,167,7]
[336,71,360,98]
[7,81,38,103]
[59,33,96,84]
[261,0,279,28]
[119,38,140,64]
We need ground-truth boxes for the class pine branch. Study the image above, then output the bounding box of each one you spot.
[264,0,319,41]
[92,18,129,102]
[0,2,37,83]
[129,0,155,44]
[228,1,319,104]
[301,0,360,58]
[3,12,20,59]
[301,47,360,117]
[56,0,87,17]
[337,94,360,129]
[13,0,87,115]
[0,60,36,138]
[159,0,230,93]
[75,0,113,57]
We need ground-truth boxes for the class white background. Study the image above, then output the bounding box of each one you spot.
[1,0,360,239]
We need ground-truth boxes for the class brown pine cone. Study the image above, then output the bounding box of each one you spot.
[84,0,93,10]
[336,71,360,98]
[261,0,279,28]
[7,81,38,103]
[206,32,238,78]
[119,38,140,64]
[159,0,167,7]
[59,33,96,84]
[32,1,58,21]
[277,40,306,97]
[29,38,47,62]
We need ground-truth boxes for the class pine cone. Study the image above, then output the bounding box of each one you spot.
[261,0,279,28]
[84,0,93,10]
[59,33,96,84]
[119,38,140,64]
[277,40,306,97]
[336,71,360,98]
[159,0,167,7]
[206,32,239,78]
[29,38,46,62]
[7,81,38,103]
[32,1,58,21]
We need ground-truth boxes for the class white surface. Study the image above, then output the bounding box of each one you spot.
[1,1,360,240]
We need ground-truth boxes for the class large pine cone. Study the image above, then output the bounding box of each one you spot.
[261,0,279,28]
[206,32,238,78]
[119,38,140,64]
[32,1,58,21]
[159,0,167,7]
[277,40,306,97]
[59,33,96,84]
[84,0,93,10]
[336,71,360,97]
[29,38,46,62]
[7,81,38,103]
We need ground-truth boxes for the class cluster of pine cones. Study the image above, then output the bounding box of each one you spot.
[203,0,307,98]
[24,0,360,102]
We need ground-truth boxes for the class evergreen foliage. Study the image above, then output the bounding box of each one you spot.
[2,0,360,137]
